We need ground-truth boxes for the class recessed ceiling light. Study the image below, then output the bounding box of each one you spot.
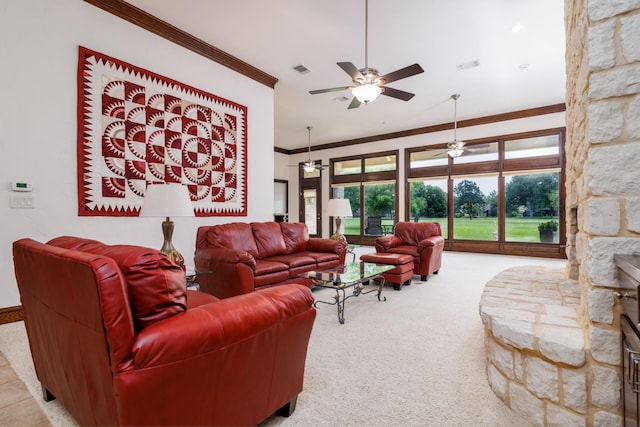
[333,96,349,102]
[519,63,530,69]
[512,24,524,32]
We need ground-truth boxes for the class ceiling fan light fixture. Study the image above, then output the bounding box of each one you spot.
[308,0,423,109]
[352,84,382,103]
[447,140,465,158]
[303,163,316,173]
[447,147,464,158]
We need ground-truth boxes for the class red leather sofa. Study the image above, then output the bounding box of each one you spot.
[13,236,316,426]
[374,221,445,281]
[195,221,348,299]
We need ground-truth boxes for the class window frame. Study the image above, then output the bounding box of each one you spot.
[405,127,565,258]
[330,150,399,245]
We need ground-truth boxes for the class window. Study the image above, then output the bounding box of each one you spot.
[363,182,395,235]
[332,185,360,235]
[504,170,560,243]
[365,155,396,172]
[406,128,565,257]
[334,159,361,176]
[453,142,499,165]
[408,178,448,238]
[453,175,498,241]
[303,189,318,235]
[409,150,449,168]
[331,151,398,244]
[505,135,559,159]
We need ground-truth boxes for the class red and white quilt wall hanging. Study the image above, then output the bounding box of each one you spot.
[77,46,248,216]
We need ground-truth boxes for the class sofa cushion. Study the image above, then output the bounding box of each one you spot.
[299,251,340,264]
[251,222,286,258]
[265,254,316,269]
[253,259,289,276]
[254,270,291,288]
[206,223,259,258]
[47,237,187,330]
[90,245,187,330]
[279,222,309,254]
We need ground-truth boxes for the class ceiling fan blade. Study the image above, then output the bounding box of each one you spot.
[309,86,351,95]
[381,86,415,101]
[347,97,362,109]
[423,148,449,155]
[337,62,364,81]
[294,163,330,171]
[464,143,494,151]
[379,63,424,84]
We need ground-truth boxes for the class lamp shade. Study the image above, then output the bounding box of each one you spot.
[139,184,194,217]
[327,198,352,217]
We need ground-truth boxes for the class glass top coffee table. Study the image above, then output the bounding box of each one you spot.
[302,261,394,324]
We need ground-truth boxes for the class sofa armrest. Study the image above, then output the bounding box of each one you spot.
[307,238,347,255]
[375,235,403,252]
[416,235,445,253]
[194,247,256,269]
[194,247,258,298]
[131,284,315,368]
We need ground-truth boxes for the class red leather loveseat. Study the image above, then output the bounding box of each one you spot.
[195,221,348,299]
[374,221,445,281]
[13,236,316,426]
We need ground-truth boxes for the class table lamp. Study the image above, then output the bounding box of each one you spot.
[327,198,352,241]
[139,183,194,268]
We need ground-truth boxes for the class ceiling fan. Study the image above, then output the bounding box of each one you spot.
[447,94,466,158]
[309,0,424,109]
[290,126,329,172]
[425,94,491,158]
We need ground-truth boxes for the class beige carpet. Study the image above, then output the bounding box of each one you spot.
[0,250,565,426]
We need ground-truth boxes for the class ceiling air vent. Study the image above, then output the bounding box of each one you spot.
[293,64,310,74]
[456,59,480,71]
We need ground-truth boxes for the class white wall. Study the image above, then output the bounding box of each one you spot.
[278,112,566,237]
[0,0,274,307]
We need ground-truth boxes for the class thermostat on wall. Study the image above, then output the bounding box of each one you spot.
[12,182,33,192]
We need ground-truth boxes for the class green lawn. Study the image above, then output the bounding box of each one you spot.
[343,217,558,242]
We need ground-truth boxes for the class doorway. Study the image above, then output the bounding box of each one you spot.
[299,167,322,237]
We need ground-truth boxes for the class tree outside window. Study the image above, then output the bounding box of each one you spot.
[452,177,498,240]
[504,171,560,242]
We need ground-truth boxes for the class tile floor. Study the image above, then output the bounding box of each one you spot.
[0,351,50,426]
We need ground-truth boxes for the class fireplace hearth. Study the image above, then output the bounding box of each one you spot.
[480,266,588,425]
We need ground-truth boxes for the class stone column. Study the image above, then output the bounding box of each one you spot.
[565,0,640,424]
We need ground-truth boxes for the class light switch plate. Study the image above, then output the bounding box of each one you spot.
[10,195,34,209]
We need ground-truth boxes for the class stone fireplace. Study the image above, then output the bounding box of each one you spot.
[565,0,640,423]
[480,1,640,425]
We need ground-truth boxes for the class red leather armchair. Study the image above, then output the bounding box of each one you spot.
[374,222,444,281]
[13,237,316,426]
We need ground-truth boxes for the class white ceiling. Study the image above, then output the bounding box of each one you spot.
[126,0,567,151]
